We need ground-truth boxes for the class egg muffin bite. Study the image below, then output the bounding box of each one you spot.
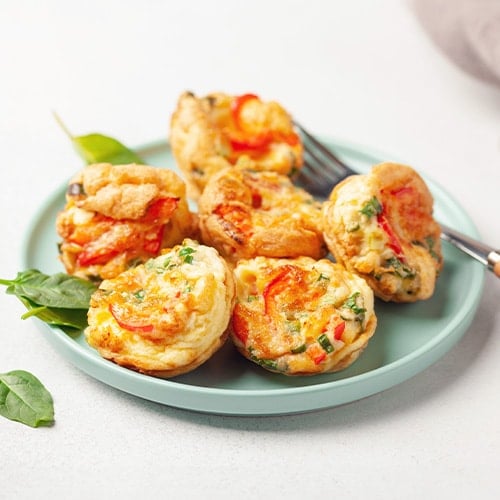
[169,91,303,199]
[56,163,196,281]
[198,166,327,263]
[229,256,376,376]
[323,162,443,302]
[85,239,235,377]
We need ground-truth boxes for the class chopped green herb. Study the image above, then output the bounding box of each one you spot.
[161,257,176,270]
[346,222,361,232]
[317,334,334,353]
[343,292,364,313]
[179,247,195,256]
[341,292,366,323]
[179,246,196,264]
[133,289,145,301]
[248,347,279,371]
[384,257,416,278]
[360,196,383,218]
[127,258,144,270]
[286,319,301,333]
[425,236,441,262]
[316,273,330,282]
[291,343,307,354]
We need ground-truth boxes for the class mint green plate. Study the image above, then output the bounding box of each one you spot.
[22,139,485,415]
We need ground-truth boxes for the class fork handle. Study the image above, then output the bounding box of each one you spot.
[495,261,500,278]
[488,252,500,277]
[440,224,500,278]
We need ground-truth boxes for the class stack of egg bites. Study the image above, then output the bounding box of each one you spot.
[56,91,443,378]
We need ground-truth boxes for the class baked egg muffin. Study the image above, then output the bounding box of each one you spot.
[322,162,443,302]
[198,166,326,263]
[85,239,235,377]
[229,256,377,376]
[169,91,303,198]
[56,163,196,281]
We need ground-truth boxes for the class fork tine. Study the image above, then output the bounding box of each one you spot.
[293,121,356,176]
[293,121,356,197]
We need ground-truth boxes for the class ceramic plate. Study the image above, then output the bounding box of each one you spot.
[22,139,485,415]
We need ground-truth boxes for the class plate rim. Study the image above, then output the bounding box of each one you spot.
[21,137,485,415]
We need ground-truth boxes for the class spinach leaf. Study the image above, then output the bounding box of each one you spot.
[18,296,89,334]
[0,269,96,333]
[0,370,54,427]
[0,269,97,309]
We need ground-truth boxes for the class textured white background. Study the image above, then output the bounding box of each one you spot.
[1,1,499,498]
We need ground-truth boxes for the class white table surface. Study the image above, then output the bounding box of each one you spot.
[1,1,499,498]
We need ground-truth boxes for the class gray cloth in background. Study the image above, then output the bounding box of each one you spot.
[412,0,500,86]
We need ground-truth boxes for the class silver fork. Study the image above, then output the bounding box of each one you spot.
[293,121,500,278]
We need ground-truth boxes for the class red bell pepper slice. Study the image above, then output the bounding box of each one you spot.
[377,212,405,260]
[230,130,299,153]
[143,224,165,255]
[109,304,154,333]
[142,197,179,224]
[230,94,274,153]
[334,321,346,340]
[306,344,327,365]
[77,197,178,266]
[263,265,302,315]
[214,204,252,242]
[390,186,413,197]
[229,134,273,153]
[230,93,300,153]
[251,191,262,209]
[77,247,120,266]
[231,93,260,129]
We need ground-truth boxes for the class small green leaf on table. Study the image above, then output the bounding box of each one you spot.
[0,370,55,427]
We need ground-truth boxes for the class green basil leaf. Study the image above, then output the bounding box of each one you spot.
[0,370,54,428]
[54,113,144,166]
[73,133,144,165]
[1,269,97,309]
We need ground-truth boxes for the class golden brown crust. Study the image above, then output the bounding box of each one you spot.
[323,162,443,302]
[198,167,327,263]
[229,256,377,376]
[85,239,236,378]
[75,163,185,219]
[56,163,196,280]
[169,91,303,199]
